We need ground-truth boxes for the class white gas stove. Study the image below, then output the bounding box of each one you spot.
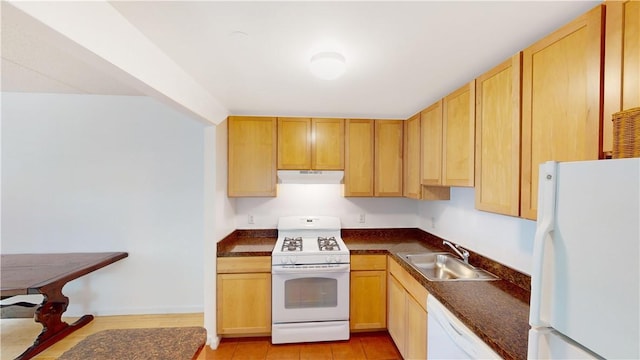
[271,216,350,344]
[272,216,350,267]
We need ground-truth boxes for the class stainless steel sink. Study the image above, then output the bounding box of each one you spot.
[397,252,498,281]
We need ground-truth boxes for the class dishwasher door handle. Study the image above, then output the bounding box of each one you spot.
[437,310,478,358]
[427,295,502,359]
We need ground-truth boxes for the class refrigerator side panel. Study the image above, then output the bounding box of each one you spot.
[550,158,639,359]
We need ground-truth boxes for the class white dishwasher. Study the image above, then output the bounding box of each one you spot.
[427,294,502,359]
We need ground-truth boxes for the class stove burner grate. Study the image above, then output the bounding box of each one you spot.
[282,237,303,252]
[318,236,340,251]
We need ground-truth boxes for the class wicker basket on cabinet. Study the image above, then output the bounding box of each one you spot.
[612,107,640,159]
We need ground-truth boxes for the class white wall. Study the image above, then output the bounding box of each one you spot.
[211,120,236,241]
[235,184,419,229]
[1,93,207,316]
[418,187,536,274]
[236,184,534,274]
[235,183,535,274]
[203,119,236,347]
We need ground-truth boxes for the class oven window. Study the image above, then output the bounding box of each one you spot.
[284,277,338,309]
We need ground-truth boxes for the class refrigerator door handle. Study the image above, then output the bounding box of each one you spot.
[530,161,557,327]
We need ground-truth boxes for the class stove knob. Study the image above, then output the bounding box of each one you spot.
[280,257,287,264]
[289,257,296,264]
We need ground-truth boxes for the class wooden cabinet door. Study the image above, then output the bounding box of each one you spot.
[475,54,522,216]
[375,120,404,197]
[350,270,387,331]
[421,100,443,186]
[621,2,640,110]
[521,5,603,220]
[277,117,344,170]
[604,1,640,156]
[227,116,277,197]
[278,117,311,169]
[403,114,422,199]
[387,273,406,357]
[443,81,475,187]
[350,255,387,331]
[405,294,427,360]
[345,119,374,196]
[388,256,429,359]
[312,118,344,170]
[217,272,271,335]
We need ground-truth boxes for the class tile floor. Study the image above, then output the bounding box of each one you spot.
[198,332,402,360]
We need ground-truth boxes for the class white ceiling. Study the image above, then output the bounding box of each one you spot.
[1,3,143,96]
[2,1,601,120]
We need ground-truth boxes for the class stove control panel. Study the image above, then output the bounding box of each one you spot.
[273,254,349,266]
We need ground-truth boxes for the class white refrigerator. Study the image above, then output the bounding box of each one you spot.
[528,158,640,359]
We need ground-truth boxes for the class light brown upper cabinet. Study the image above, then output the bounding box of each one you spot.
[278,118,344,170]
[419,82,474,190]
[344,119,403,197]
[521,5,603,220]
[227,116,277,197]
[375,120,404,197]
[421,100,444,186]
[475,54,522,216]
[603,1,640,156]
[403,114,422,199]
[419,101,452,200]
[345,119,375,196]
[442,81,476,187]
[313,118,345,169]
[278,117,310,169]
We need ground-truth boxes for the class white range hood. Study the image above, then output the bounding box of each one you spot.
[277,170,344,184]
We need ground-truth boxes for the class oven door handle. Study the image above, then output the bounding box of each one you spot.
[271,264,350,274]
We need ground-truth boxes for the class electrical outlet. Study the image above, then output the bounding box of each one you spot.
[358,214,366,223]
[248,215,254,224]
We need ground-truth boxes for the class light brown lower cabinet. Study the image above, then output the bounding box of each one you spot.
[387,257,428,359]
[217,257,271,336]
[216,254,429,351]
[350,255,387,331]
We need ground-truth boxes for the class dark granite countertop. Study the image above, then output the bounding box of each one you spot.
[217,228,531,360]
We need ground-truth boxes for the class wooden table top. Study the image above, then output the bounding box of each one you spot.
[1,252,128,298]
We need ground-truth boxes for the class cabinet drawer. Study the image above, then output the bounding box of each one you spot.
[217,256,271,273]
[351,254,387,271]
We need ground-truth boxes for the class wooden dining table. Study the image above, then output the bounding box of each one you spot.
[1,252,128,360]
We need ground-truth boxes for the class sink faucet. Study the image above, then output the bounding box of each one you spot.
[443,240,470,264]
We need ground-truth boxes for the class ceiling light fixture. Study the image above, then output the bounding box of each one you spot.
[309,52,346,80]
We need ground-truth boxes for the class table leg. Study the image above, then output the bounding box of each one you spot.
[16,285,94,360]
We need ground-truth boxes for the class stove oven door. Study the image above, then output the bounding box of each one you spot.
[272,264,350,324]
